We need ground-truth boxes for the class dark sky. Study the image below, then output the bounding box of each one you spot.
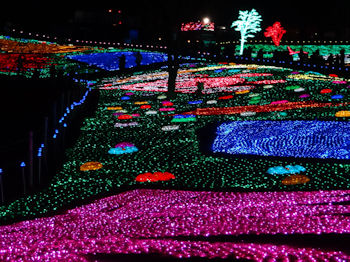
[1,0,349,36]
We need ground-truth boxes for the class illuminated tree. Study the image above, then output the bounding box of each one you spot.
[264,22,286,46]
[231,9,262,55]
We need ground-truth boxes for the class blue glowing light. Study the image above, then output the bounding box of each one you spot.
[212,121,350,160]
[108,146,139,155]
[267,165,306,175]
[67,52,168,71]
[331,94,344,99]
[188,100,203,105]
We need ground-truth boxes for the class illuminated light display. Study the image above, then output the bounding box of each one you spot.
[117,114,133,120]
[218,95,234,100]
[267,165,306,175]
[115,142,135,148]
[1,189,350,261]
[282,174,310,185]
[240,111,256,116]
[145,110,158,115]
[181,21,215,31]
[135,172,175,182]
[235,90,250,94]
[79,162,103,171]
[161,125,180,131]
[294,87,305,92]
[107,106,123,110]
[140,105,152,109]
[264,22,286,46]
[263,85,274,89]
[159,107,175,112]
[333,80,348,84]
[299,94,311,98]
[0,38,93,54]
[0,54,53,73]
[68,51,168,71]
[335,111,350,117]
[162,101,174,106]
[270,100,289,105]
[134,101,149,105]
[246,79,286,84]
[288,73,344,82]
[157,95,167,100]
[286,85,300,90]
[183,101,346,116]
[212,121,350,159]
[331,94,344,99]
[320,89,332,94]
[206,100,217,104]
[231,9,262,55]
[171,116,197,123]
[188,100,203,105]
[108,145,138,155]
[114,122,139,128]
[287,46,308,56]
[2,62,350,261]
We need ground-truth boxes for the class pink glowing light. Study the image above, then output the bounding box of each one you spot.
[1,189,350,261]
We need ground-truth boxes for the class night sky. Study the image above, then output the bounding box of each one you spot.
[1,0,349,39]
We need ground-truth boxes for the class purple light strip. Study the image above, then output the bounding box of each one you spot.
[1,189,350,261]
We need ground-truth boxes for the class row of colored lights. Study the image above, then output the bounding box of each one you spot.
[235,56,350,72]
[10,29,167,50]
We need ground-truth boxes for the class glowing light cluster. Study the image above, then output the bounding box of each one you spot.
[181,21,215,31]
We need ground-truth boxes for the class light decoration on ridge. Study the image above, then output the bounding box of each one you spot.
[181,21,215,31]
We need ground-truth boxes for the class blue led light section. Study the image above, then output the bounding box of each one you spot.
[212,121,350,160]
[67,52,168,71]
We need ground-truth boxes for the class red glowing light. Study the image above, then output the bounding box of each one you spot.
[118,115,133,120]
[264,22,286,46]
[0,54,52,73]
[180,101,347,116]
[140,105,152,109]
[320,89,332,94]
[135,172,175,182]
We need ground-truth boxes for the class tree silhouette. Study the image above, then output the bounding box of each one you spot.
[264,22,286,46]
[231,9,262,56]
